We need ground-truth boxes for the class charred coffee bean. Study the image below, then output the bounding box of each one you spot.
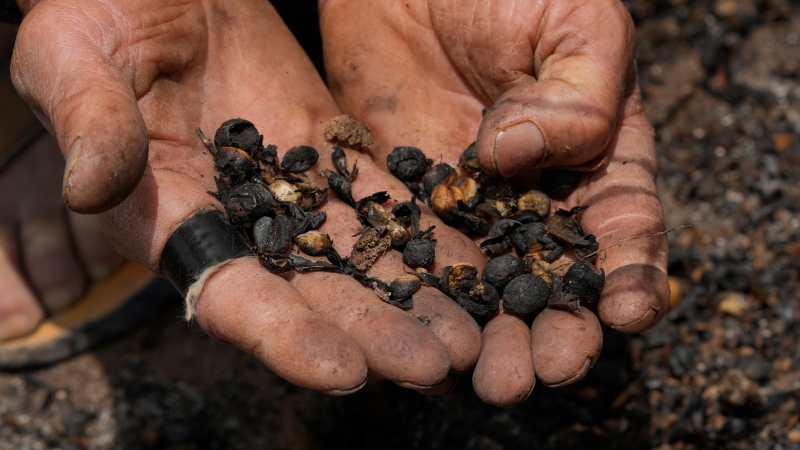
[482,219,523,256]
[431,184,464,218]
[540,169,583,199]
[404,181,430,206]
[281,145,319,172]
[516,190,551,218]
[457,280,499,321]
[387,221,411,249]
[441,262,478,297]
[510,222,548,255]
[484,182,516,217]
[508,209,542,224]
[254,215,294,255]
[327,172,355,205]
[475,202,503,225]
[547,278,583,318]
[502,273,549,318]
[403,238,436,268]
[331,145,351,179]
[268,179,302,204]
[563,260,605,303]
[481,254,525,292]
[305,210,327,230]
[458,142,481,174]
[224,183,274,225]
[294,230,333,256]
[386,146,432,181]
[256,144,278,166]
[214,147,256,178]
[389,274,422,300]
[454,177,480,208]
[214,118,263,154]
[415,269,440,289]
[422,163,457,195]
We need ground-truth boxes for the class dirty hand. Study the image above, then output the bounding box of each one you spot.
[10,0,485,393]
[321,0,669,405]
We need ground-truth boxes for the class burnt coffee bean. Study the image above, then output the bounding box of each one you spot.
[403,238,436,268]
[475,202,503,225]
[254,215,294,255]
[454,177,480,208]
[214,147,256,178]
[510,222,548,255]
[457,280,499,321]
[563,260,605,304]
[547,278,583,318]
[431,184,465,219]
[507,209,542,224]
[484,182,516,217]
[422,163,457,195]
[387,221,411,249]
[305,210,327,230]
[214,118,263,154]
[458,142,481,174]
[281,145,319,172]
[441,262,479,297]
[540,168,583,199]
[415,268,440,289]
[404,181,431,206]
[256,144,278,166]
[224,183,274,226]
[386,146,432,181]
[295,230,333,256]
[482,219,523,256]
[331,145,352,179]
[516,190,551,218]
[502,273,549,318]
[268,179,302,204]
[389,274,422,300]
[327,172,355,206]
[482,254,525,292]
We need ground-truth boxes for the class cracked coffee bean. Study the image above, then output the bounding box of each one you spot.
[457,280,499,321]
[386,146,432,181]
[562,260,605,304]
[222,182,274,227]
[254,215,294,255]
[213,118,263,154]
[294,230,333,256]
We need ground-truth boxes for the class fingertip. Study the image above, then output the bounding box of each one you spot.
[598,263,670,333]
[62,99,149,213]
[531,308,603,387]
[472,314,535,407]
[195,258,368,393]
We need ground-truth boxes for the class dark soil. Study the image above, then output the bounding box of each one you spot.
[2,0,799,449]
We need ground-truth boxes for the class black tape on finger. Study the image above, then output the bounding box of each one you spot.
[160,209,253,298]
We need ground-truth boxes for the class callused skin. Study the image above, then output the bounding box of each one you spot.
[10,0,490,393]
[320,0,669,406]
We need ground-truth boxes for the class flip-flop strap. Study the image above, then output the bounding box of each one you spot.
[0,57,46,172]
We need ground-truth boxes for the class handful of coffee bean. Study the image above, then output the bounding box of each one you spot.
[202,117,605,323]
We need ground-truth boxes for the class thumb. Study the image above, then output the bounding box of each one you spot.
[472,0,637,177]
[11,5,148,213]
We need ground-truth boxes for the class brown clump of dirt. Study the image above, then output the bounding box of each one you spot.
[324,114,374,150]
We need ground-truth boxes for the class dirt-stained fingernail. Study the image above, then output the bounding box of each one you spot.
[493,122,545,177]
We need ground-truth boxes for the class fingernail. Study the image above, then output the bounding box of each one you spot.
[493,122,545,177]
[63,137,83,203]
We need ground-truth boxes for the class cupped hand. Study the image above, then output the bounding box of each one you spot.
[321,0,669,405]
[10,0,485,392]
